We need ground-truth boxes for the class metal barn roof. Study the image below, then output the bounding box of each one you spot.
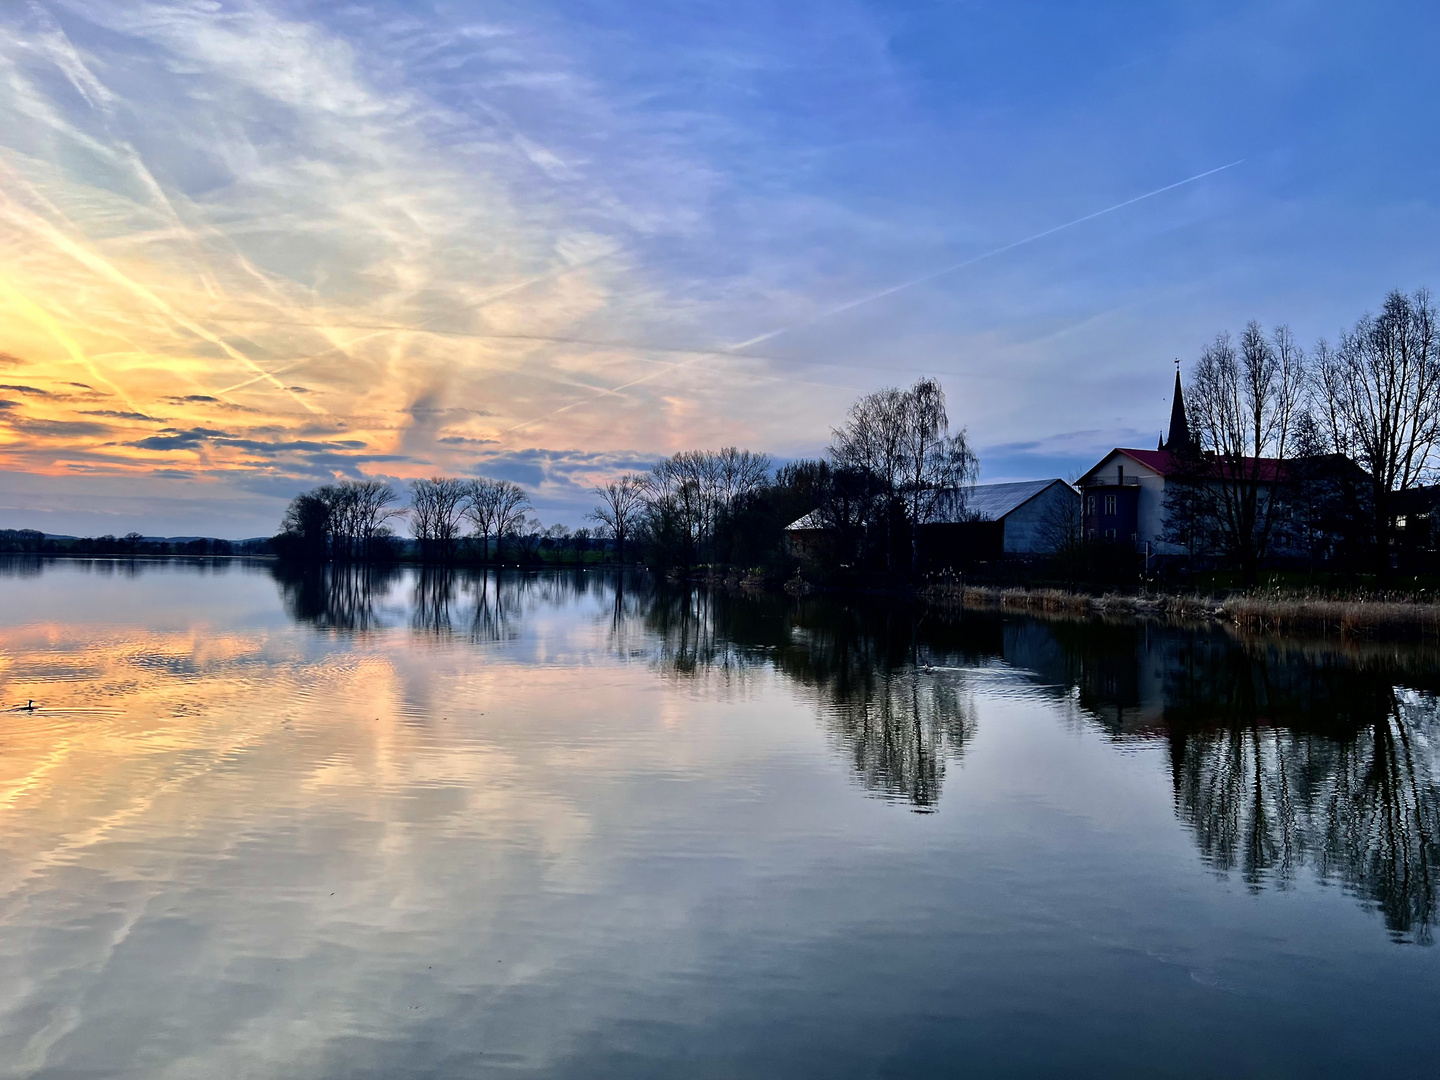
[966,479,1069,522]
[785,479,1070,532]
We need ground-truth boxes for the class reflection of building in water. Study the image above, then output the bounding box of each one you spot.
[1048,618,1440,944]
[267,564,1440,942]
[663,587,1440,940]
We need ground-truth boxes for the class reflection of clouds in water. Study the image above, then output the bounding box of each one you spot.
[0,612,604,1075]
[2,563,1440,1076]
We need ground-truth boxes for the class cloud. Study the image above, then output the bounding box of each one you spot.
[81,409,161,421]
[3,416,113,438]
[129,426,233,450]
[0,384,57,397]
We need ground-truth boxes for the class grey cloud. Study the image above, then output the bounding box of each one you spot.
[130,426,233,450]
[161,395,259,413]
[3,417,114,437]
[82,410,162,421]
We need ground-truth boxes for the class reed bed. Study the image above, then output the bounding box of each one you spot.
[922,571,1440,639]
[1222,593,1440,638]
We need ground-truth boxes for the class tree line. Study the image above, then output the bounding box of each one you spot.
[276,476,602,564]
[1156,286,1440,582]
[589,377,976,575]
[275,377,977,576]
[0,529,259,556]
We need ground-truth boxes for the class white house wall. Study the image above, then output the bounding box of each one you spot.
[1083,451,1187,555]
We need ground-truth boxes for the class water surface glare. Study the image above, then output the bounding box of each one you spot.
[0,559,1437,1078]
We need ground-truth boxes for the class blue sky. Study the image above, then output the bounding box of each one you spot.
[0,0,1436,535]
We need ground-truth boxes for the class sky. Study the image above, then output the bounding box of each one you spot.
[0,0,1437,538]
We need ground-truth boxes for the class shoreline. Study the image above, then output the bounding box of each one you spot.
[922,580,1440,639]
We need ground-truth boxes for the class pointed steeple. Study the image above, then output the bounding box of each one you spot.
[1164,365,1196,453]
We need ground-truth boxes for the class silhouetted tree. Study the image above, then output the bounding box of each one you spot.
[830,378,977,572]
[409,477,468,562]
[1187,322,1306,585]
[1315,288,1440,576]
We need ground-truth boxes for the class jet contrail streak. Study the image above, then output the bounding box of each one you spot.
[496,160,1244,438]
[727,159,1245,351]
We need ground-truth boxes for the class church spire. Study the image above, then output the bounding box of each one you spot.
[1163,364,1196,453]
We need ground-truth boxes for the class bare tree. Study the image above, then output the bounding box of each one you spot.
[1315,288,1440,575]
[589,473,647,565]
[514,515,546,562]
[830,385,908,567]
[629,449,770,566]
[408,477,468,562]
[463,479,501,562]
[491,480,532,562]
[348,480,404,560]
[830,378,976,572]
[1036,480,1086,587]
[899,379,978,570]
[1188,322,1306,585]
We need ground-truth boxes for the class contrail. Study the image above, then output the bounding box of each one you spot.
[500,161,1244,436]
[727,159,1245,351]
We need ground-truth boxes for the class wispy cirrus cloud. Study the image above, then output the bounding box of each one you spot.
[2,0,1438,538]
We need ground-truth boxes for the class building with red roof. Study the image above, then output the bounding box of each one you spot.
[1078,372,1297,560]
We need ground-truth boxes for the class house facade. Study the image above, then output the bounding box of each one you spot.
[1079,370,1196,555]
[1079,448,1179,553]
[1079,371,1369,566]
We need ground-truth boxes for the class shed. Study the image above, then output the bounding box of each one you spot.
[964,479,1079,554]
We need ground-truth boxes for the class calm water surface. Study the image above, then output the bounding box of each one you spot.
[0,559,1437,1078]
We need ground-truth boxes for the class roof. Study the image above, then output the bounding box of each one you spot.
[1163,370,1198,453]
[966,479,1071,521]
[785,510,827,531]
[1084,447,1291,483]
[785,479,1072,531]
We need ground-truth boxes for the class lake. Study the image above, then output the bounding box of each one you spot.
[0,559,1436,1078]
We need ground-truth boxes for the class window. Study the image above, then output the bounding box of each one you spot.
[1397,515,1408,530]
[1086,495,1095,516]
[1104,528,1116,542]
[1104,494,1116,515]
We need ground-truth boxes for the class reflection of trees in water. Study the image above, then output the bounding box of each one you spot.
[638,584,984,810]
[1174,693,1440,943]
[267,564,1440,936]
[820,668,977,811]
[275,564,617,642]
[637,583,768,689]
[274,562,402,633]
[1055,620,1440,943]
[463,569,527,644]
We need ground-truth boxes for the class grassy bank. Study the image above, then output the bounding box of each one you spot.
[921,575,1440,638]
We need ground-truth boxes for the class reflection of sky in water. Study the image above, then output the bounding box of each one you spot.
[0,560,1437,1078]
